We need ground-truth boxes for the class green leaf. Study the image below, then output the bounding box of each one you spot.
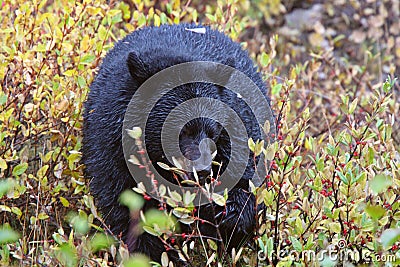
[119,190,144,211]
[211,193,226,206]
[365,205,386,220]
[98,25,108,40]
[205,14,215,22]
[302,107,310,120]
[271,83,282,95]
[183,191,195,206]
[126,127,142,139]
[304,236,314,250]
[254,140,264,157]
[289,236,303,252]
[370,174,391,194]
[348,98,358,114]
[207,239,218,251]
[143,209,175,232]
[123,255,151,267]
[316,157,324,172]
[336,170,348,185]
[260,52,270,66]
[170,191,182,202]
[90,233,115,253]
[295,217,303,233]
[60,197,69,207]
[68,212,89,235]
[37,165,49,178]
[80,54,95,64]
[11,207,22,218]
[248,138,255,152]
[12,162,28,176]
[77,76,87,88]
[38,212,49,220]
[0,93,7,105]
[55,243,77,267]
[0,179,14,197]
[352,172,365,184]
[0,227,20,245]
[142,226,159,236]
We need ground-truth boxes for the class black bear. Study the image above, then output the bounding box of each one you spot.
[82,23,274,263]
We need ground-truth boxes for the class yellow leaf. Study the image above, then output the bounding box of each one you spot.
[60,197,70,207]
[308,32,324,47]
[80,35,90,51]
[0,158,7,170]
[329,222,341,233]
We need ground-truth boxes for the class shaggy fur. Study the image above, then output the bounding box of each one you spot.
[82,23,271,263]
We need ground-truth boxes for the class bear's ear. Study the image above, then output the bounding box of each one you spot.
[127,51,150,84]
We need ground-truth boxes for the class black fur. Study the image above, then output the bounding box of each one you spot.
[82,24,271,263]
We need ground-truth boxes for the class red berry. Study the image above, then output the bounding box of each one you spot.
[144,195,151,200]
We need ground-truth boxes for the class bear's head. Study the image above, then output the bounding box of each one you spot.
[124,51,263,189]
